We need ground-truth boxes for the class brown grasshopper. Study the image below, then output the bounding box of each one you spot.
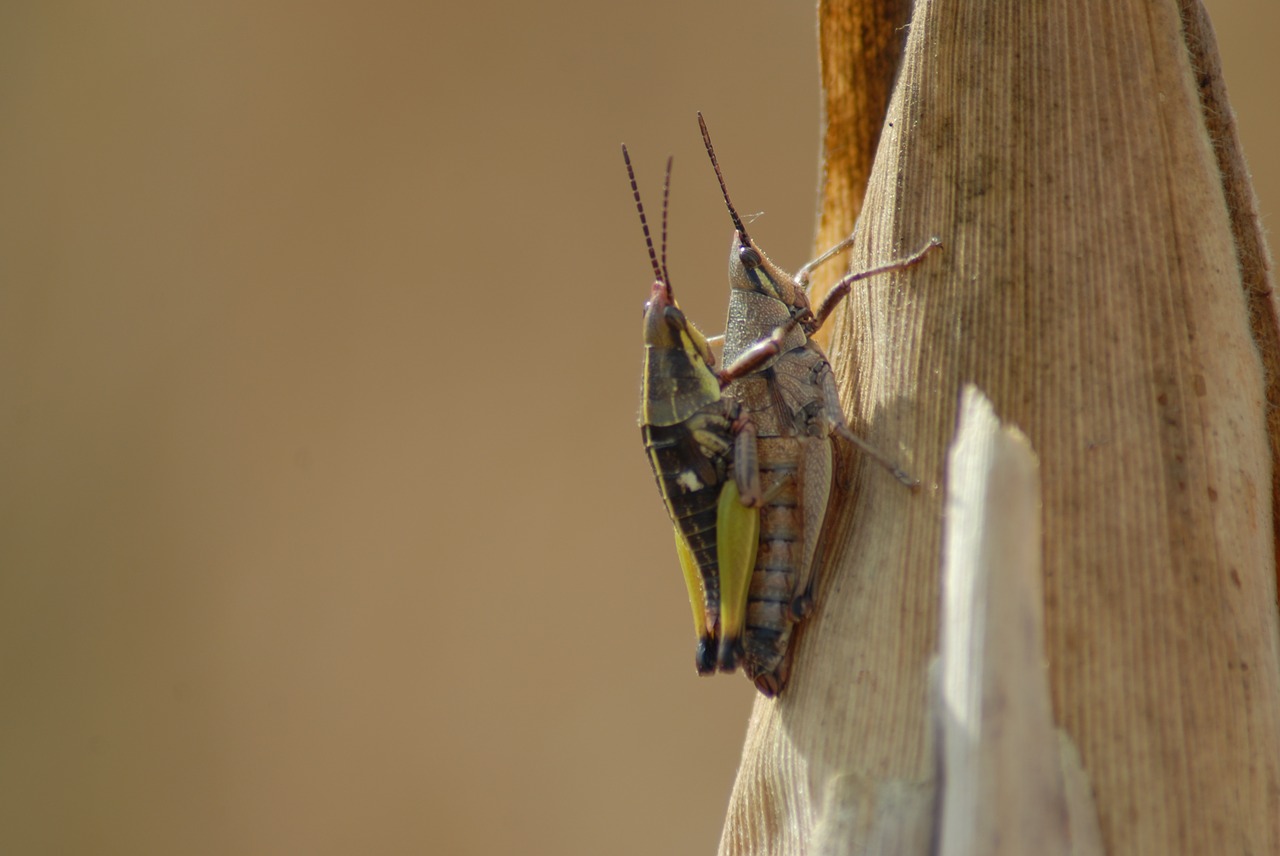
[698,114,939,696]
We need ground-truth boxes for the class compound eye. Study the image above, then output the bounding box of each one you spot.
[739,246,762,269]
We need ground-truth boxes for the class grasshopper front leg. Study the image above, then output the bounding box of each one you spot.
[802,238,942,334]
[715,316,804,388]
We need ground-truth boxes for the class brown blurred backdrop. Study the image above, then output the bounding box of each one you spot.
[0,2,1274,854]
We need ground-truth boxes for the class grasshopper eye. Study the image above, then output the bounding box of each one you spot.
[663,305,688,330]
[739,246,762,269]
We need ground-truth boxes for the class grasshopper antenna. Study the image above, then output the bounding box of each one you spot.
[697,112,751,245]
[622,144,665,285]
[660,155,673,286]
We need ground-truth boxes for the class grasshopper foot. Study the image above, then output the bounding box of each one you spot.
[893,466,922,491]
[695,637,717,676]
[717,637,743,672]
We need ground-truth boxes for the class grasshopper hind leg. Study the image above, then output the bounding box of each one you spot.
[713,478,759,672]
[673,528,718,675]
[714,414,761,672]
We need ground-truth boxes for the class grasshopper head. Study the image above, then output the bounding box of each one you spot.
[626,145,722,427]
[641,276,721,427]
[643,278,715,367]
[726,229,810,314]
[699,114,810,315]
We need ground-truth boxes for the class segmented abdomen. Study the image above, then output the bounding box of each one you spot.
[642,419,727,618]
[740,437,803,685]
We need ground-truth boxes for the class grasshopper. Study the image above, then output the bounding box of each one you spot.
[698,114,940,696]
[628,146,761,675]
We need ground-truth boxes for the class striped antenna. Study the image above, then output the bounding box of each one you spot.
[660,156,673,286]
[621,144,664,284]
[697,112,750,243]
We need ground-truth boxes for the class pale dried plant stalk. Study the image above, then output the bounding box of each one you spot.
[935,387,1102,856]
[719,0,1280,853]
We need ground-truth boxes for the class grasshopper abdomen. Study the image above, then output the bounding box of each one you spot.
[642,418,728,597]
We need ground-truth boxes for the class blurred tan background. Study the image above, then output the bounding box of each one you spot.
[0,2,1273,854]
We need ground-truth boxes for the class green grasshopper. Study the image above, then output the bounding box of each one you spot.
[698,114,940,696]
[628,146,762,675]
